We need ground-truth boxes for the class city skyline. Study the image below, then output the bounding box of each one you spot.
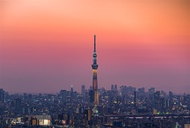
[0,0,190,93]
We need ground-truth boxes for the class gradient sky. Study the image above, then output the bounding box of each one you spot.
[0,0,190,94]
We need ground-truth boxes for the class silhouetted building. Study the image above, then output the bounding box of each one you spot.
[111,85,114,91]
[0,89,4,103]
[134,91,137,109]
[169,91,174,108]
[60,90,67,102]
[89,90,94,103]
[111,85,118,92]
[81,85,85,95]
[148,87,155,102]
[149,87,155,94]
[115,85,118,91]
[70,85,74,102]
[154,91,160,109]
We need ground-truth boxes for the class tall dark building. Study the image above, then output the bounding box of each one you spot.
[115,85,118,91]
[92,35,99,106]
[169,91,173,108]
[111,85,114,91]
[134,91,137,109]
[154,91,161,109]
[0,89,4,103]
[81,85,85,95]
[70,85,74,102]
[60,90,67,102]
[89,90,94,103]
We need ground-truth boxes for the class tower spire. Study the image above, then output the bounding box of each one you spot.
[94,35,96,52]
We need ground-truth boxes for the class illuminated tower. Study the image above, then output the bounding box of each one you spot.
[92,35,99,106]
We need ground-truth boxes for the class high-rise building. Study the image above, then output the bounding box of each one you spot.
[0,89,4,103]
[111,85,114,91]
[134,91,137,109]
[60,90,67,102]
[154,91,160,109]
[111,85,118,91]
[81,85,85,95]
[70,85,74,95]
[89,90,94,103]
[148,87,155,94]
[148,87,155,102]
[115,85,118,91]
[70,85,74,102]
[169,91,174,108]
[92,35,99,106]
[138,87,145,95]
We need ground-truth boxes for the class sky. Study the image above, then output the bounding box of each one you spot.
[0,0,189,94]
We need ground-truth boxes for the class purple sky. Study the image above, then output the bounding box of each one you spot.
[0,0,189,94]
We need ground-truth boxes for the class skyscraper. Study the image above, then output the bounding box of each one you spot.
[134,91,137,109]
[0,89,4,103]
[70,85,74,102]
[81,85,85,95]
[92,35,99,106]
[154,91,161,109]
[60,90,67,102]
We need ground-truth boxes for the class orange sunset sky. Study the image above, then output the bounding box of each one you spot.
[0,0,190,93]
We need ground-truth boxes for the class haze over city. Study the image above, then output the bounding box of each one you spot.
[0,0,189,94]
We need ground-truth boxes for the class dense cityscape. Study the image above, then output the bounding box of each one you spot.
[0,86,190,128]
[0,35,190,128]
[1,0,189,127]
